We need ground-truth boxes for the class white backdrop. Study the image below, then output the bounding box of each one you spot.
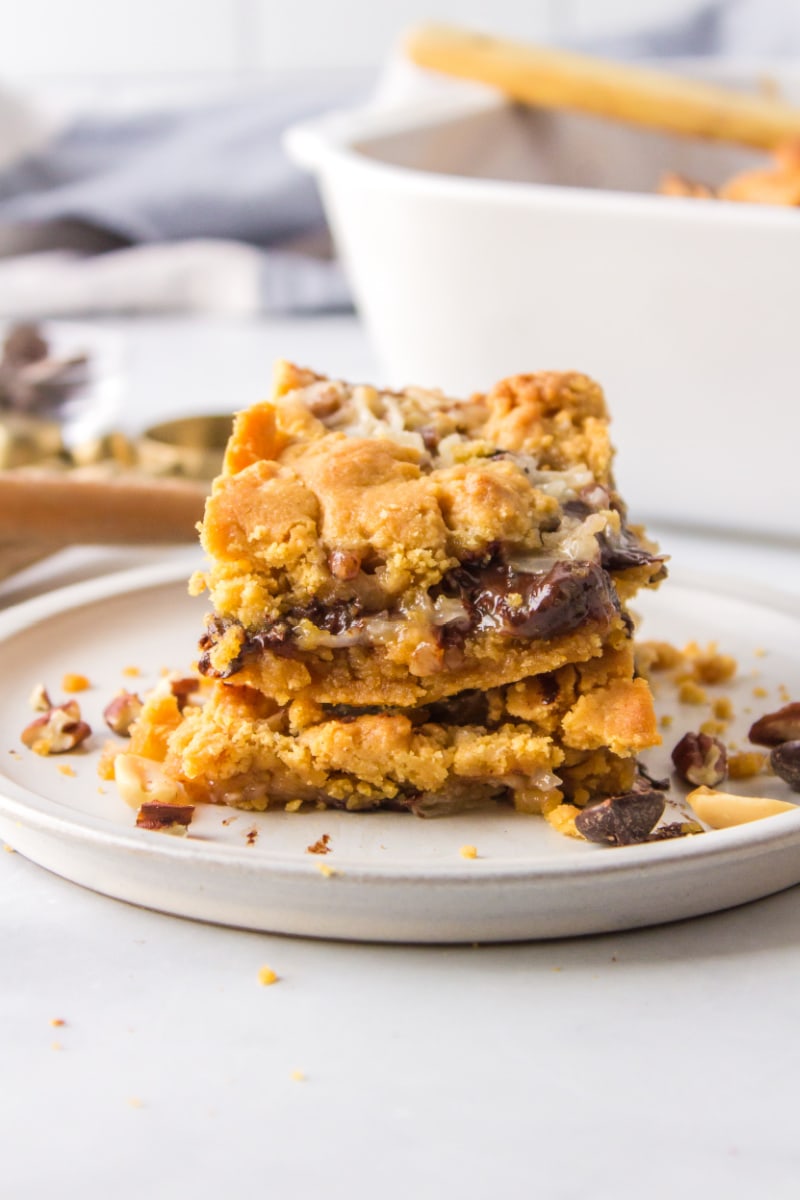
[0,0,703,76]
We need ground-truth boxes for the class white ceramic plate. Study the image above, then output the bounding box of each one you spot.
[0,562,798,943]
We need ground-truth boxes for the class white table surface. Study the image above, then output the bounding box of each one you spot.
[2,316,800,1200]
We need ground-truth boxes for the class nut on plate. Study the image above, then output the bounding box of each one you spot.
[687,785,796,828]
[20,701,91,755]
[749,702,800,746]
[671,731,727,787]
[103,690,143,736]
[135,801,194,834]
[114,753,188,809]
[770,741,800,792]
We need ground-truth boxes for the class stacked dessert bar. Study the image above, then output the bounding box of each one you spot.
[119,362,665,819]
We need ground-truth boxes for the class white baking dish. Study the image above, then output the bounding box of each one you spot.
[286,68,799,536]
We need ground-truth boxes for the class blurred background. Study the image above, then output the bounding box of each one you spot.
[1,0,798,582]
[3,0,799,78]
[1,0,797,327]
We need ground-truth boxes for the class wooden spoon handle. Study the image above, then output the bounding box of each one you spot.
[405,24,800,148]
[0,474,207,545]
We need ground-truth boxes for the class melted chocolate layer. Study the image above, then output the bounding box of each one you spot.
[199,560,621,679]
[440,559,619,640]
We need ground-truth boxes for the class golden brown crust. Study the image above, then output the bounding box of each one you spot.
[120,637,657,814]
[115,362,665,823]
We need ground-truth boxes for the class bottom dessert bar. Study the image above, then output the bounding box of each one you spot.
[114,642,659,818]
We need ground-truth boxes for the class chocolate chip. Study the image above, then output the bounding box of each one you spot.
[575,790,666,846]
[749,703,800,746]
[770,741,800,792]
[442,559,619,641]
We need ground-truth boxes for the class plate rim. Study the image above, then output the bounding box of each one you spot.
[1,560,800,886]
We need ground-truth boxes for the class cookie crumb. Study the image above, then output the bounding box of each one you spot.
[290,1070,305,1082]
[700,719,727,737]
[51,1041,63,1052]
[306,833,331,855]
[753,686,768,699]
[245,828,258,846]
[729,751,768,780]
[544,803,582,839]
[3,843,16,854]
[284,799,303,813]
[459,844,478,859]
[127,1097,143,1109]
[713,697,734,721]
[659,714,674,729]
[679,680,707,705]
[684,643,737,685]
[62,673,90,693]
[122,666,140,677]
[258,966,279,986]
[50,1018,66,1028]
[637,641,684,672]
[57,764,76,778]
[316,862,337,878]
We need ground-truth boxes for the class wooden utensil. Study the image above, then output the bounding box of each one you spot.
[0,474,207,546]
[405,24,800,148]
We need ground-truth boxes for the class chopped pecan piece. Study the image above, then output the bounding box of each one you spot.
[328,550,361,581]
[135,802,194,833]
[103,691,143,736]
[671,731,727,787]
[749,702,800,746]
[21,701,91,755]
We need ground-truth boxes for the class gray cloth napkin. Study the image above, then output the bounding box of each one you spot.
[0,78,363,315]
[0,0,794,318]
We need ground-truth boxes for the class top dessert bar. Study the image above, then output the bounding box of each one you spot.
[190,363,665,709]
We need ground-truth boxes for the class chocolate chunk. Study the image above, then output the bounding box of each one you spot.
[575,790,666,846]
[473,560,619,640]
[749,702,800,746]
[770,741,800,792]
[598,526,664,573]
